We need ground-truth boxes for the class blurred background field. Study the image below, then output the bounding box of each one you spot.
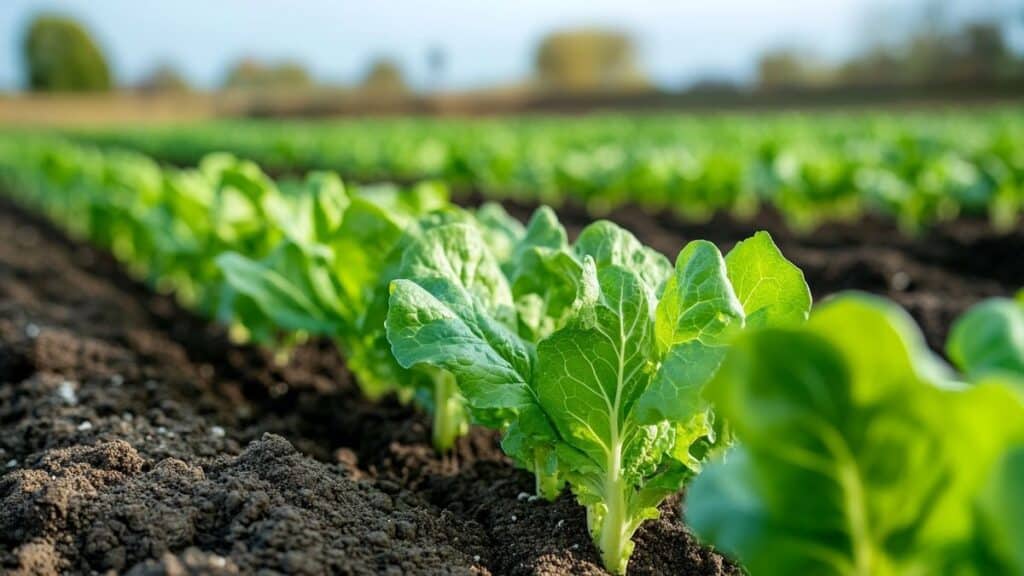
[0,0,1022,124]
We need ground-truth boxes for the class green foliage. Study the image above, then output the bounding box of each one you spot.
[23,14,112,92]
[386,216,810,574]
[946,297,1024,380]
[688,294,1024,576]
[72,110,1024,231]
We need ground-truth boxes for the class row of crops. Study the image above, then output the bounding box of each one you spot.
[0,134,1021,575]
[69,109,1024,232]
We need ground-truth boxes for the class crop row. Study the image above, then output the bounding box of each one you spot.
[1,136,1022,575]
[71,109,1024,232]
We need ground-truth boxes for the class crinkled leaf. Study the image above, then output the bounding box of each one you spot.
[386,277,534,425]
[474,201,525,264]
[725,230,811,327]
[574,220,671,297]
[536,262,655,469]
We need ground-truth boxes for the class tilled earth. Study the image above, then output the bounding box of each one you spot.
[1,193,1020,575]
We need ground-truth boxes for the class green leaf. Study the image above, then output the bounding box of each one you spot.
[654,240,743,352]
[216,252,338,334]
[474,201,525,264]
[534,261,677,574]
[397,223,516,318]
[634,340,725,427]
[724,231,811,327]
[946,298,1024,380]
[573,220,671,297]
[637,232,809,427]
[386,277,534,425]
[536,262,655,469]
[688,293,1024,576]
[506,207,578,340]
[976,444,1024,573]
[386,223,535,427]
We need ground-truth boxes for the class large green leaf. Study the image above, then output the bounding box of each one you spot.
[537,261,655,469]
[216,251,340,334]
[688,294,1024,576]
[724,230,811,328]
[573,220,671,297]
[976,444,1024,574]
[386,223,535,427]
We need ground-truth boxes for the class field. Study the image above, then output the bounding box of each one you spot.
[1,109,1022,576]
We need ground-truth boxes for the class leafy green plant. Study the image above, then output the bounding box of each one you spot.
[687,294,1024,576]
[387,221,810,573]
[71,109,1024,231]
[214,172,535,451]
[215,179,452,397]
[946,296,1024,380]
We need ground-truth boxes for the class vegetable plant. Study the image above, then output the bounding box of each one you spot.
[687,293,1024,576]
[946,295,1024,380]
[386,218,810,574]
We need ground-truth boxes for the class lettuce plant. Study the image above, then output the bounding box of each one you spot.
[215,178,452,397]
[688,294,1024,576]
[216,173,530,451]
[946,295,1024,380]
[386,219,810,574]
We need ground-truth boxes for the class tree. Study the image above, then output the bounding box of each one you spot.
[138,63,190,93]
[756,48,830,89]
[223,58,313,91]
[22,14,112,92]
[838,47,905,85]
[954,23,1013,82]
[361,58,408,96]
[534,28,648,93]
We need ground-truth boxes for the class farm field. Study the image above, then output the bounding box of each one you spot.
[0,114,1022,576]
[71,108,1024,231]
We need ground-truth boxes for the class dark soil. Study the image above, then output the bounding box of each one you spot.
[1,190,1018,575]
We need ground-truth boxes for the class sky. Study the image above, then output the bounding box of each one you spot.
[1,0,1021,92]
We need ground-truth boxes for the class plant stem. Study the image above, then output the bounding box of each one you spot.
[598,442,632,575]
[431,369,466,453]
[534,451,562,500]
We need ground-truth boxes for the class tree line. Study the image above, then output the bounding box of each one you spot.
[19,13,1023,96]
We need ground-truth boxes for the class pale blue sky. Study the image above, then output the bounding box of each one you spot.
[1,0,1020,91]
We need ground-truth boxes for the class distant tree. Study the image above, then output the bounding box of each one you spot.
[756,49,830,89]
[361,58,408,96]
[840,19,1017,86]
[223,58,313,91]
[953,23,1014,82]
[534,28,648,93]
[138,63,189,93]
[22,14,112,92]
[838,47,906,85]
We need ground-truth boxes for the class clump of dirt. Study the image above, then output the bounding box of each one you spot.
[1,434,483,575]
